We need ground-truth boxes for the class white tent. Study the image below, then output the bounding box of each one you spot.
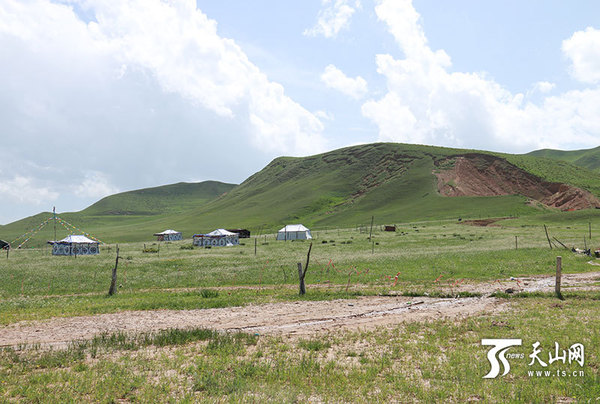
[193,229,239,247]
[153,229,182,241]
[51,235,100,256]
[276,224,312,241]
[207,229,237,237]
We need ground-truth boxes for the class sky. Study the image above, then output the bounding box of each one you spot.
[1,0,600,224]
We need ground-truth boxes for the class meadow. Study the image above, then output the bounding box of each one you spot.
[1,215,598,324]
[1,213,599,402]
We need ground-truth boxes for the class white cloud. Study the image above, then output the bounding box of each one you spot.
[82,0,326,154]
[0,0,328,223]
[562,27,600,84]
[73,171,120,199]
[362,0,600,152]
[0,176,58,205]
[0,0,326,156]
[315,110,335,120]
[531,81,556,94]
[304,0,360,39]
[321,64,368,99]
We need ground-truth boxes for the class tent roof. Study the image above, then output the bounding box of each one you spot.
[57,235,98,244]
[207,228,237,236]
[154,229,181,235]
[278,224,310,232]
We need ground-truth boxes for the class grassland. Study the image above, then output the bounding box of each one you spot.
[1,212,599,401]
[1,296,598,402]
[1,214,599,324]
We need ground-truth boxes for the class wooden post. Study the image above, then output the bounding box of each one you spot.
[515,236,518,250]
[6,247,8,259]
[555,256,564,300]
[589,222,592,240]
[554,256,565,300]
[297,262,306,295]
[254,238,257,255]
[108,245,120,296]
[544,225,552,249]
[369,216,374,241]
[553,237,568,250]
[297,242,312,295]
[53,206,56,244]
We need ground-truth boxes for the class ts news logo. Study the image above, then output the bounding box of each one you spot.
[481,338,585,379]
[481,339,522,379]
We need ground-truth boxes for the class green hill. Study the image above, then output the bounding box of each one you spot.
[177,143,600,232]
[527,146,600,172]
[82,181,236,216]
[0,181,236,247]
[3,143,600,245]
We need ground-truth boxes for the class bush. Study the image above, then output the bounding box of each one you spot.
[199,289,219,298]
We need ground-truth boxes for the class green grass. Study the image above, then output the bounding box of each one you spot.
[1,217,599,325]
[81,180,236,216]
[1,296,598,402]
[528,145,600,172]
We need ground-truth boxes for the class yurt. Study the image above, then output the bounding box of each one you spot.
[193,229,239,247]
[154,229,183,241]
[50,235,100,256]
[276,224,312,241]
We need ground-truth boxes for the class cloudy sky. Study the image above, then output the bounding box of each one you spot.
[1,0,600,224]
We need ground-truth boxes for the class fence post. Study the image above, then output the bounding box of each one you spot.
[555,256,564,300]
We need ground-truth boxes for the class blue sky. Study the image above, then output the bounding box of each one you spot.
[1,0,600,224]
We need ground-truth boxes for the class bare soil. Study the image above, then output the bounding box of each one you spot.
[460,218,507,227]
[1,271,597,349]
[434,154,600,211]
[0,297,505,348]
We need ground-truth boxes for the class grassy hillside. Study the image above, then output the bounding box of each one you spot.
[527,146,600,172]
[82,181,236,216]
[164,143,600,233]
[0,181,236,247]
[3,142,600,245]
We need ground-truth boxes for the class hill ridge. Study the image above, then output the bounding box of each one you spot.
[3,142,600,245]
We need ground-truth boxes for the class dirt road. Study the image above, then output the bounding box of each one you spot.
[0,271,597,348]
[0,296,503,348]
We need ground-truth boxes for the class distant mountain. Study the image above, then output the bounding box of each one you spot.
[527,146,600,172]
[3,143,600,245]
[0,181,236,246]
[82,181,236,216]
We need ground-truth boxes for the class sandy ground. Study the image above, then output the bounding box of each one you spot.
[0,271,598,349]
[0,296,504,348]
[453,270,600,294]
